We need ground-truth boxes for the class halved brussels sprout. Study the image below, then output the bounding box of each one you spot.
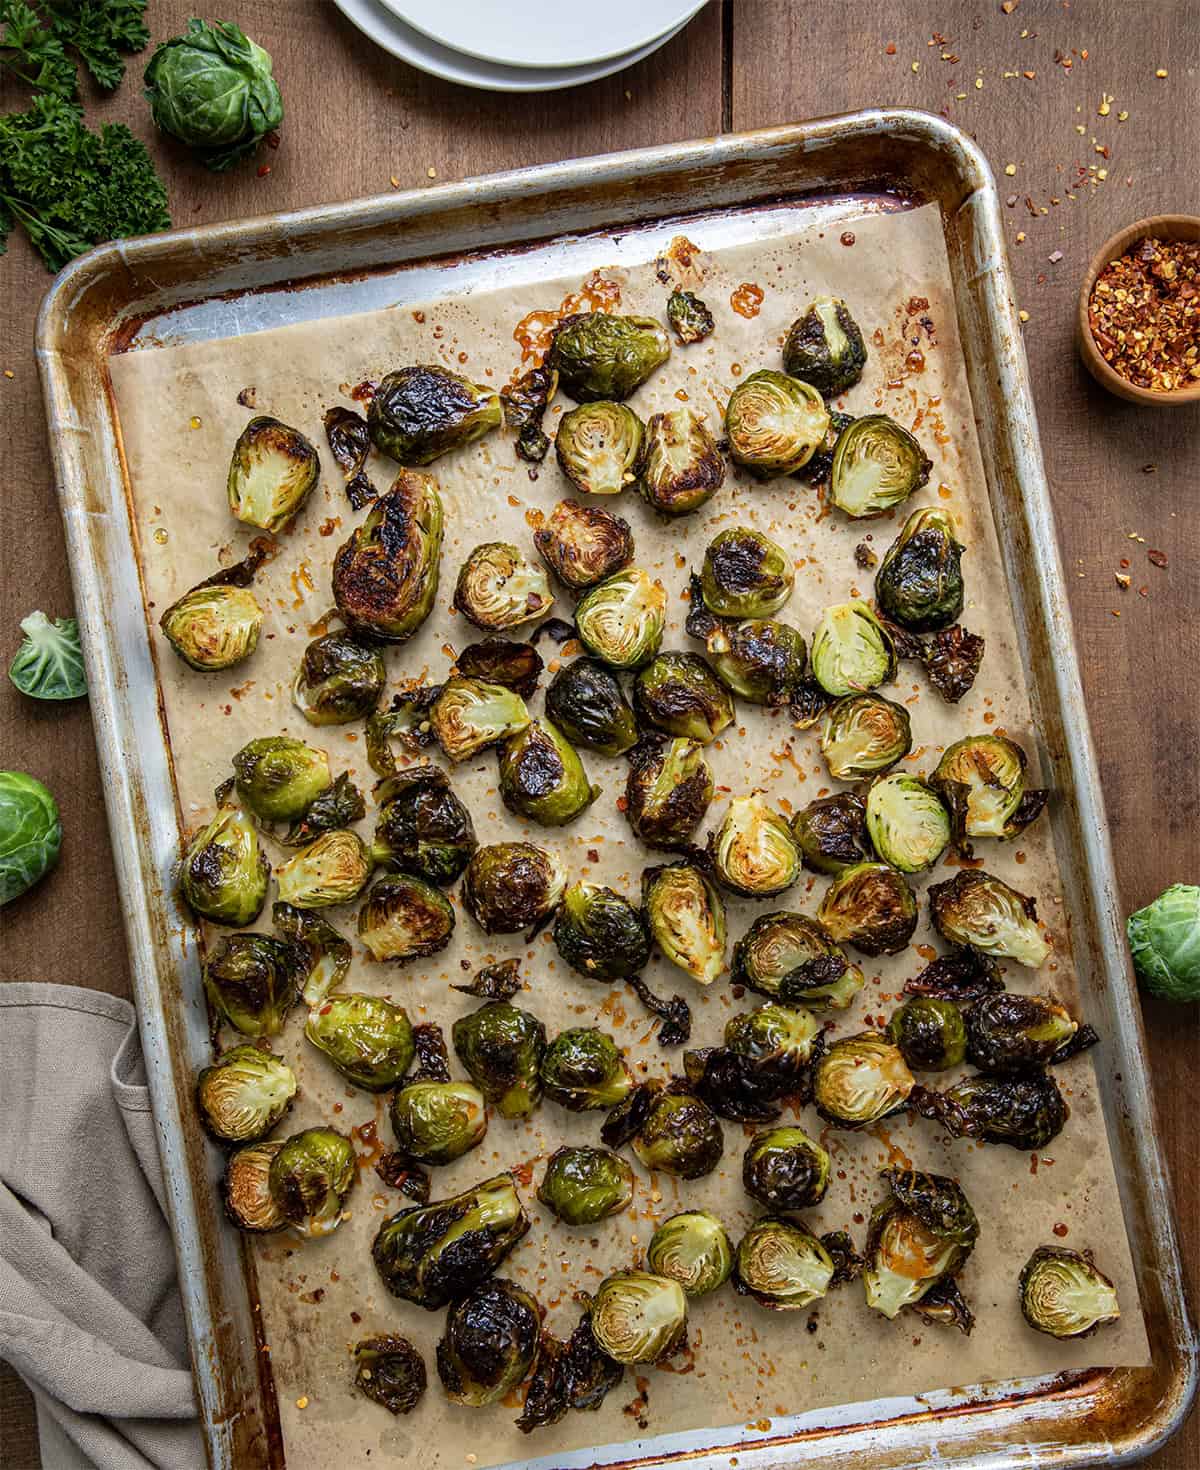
[354,1335,427,1415]
[276,829,373,909]
[226,416,319,533]
[452,1002,547,1119]
[731,910,864,1008]
[625,737,713,849]
[498,719,599,827]
[829,415,932,518]
[357,874,455,962]
[703,618,807,706]
[633,652,734,744]
[930,734,1048,846]
[553,881,650,981]
[161,583,263,671]
[332,470,444,642]
[540,1027,633,1112]
[203,934,299,1037]
[742,1126,830,1210]
[534,499,634,592]
[538,1145,634,1225]
[813,1033,915,1128]
[642,861,726,986]
[555,401,645,496]
[453,543,554,632]
[1019,1247,1120,1339]
[372,765,477,884]
[274,902,351,1006]
[437,1279,542,1405]
[292,632,386,726]
[667,289,714,345]
[639,408,725,516]
[590,1271,687,1365]
[222,1140,286,1233]
[863,1168,978,1319]
[875,507,965,632]
[708,795,801,899]
[544,658,638,756]
[700,529,794,619]
[575,568,666,669]
[232,735,331,824]
[887,997,967,1071]
[629,1089,723,1179]
[911,1070,1069,1150]
[810,603,897,697]
[196,1044,297,1143]
[461,842,566,935]
[429,677,531,763]
[817,862,918,956]
[389,1079,487,1164]
[324,405,375,510]
[820,693,912,780]
[782,296,868,397]
[734,1217,834,1310]
[268,1126,356,1238]
[305,992,414,1090]
[865,774,951,874]
[964,993,1077,1075]
[647,1211,733,1297]
[790,792,872,875]
[549,314,671,403]
[928,869,1049,968]
[725,369,830,477]
[180,805,270,926]
[368,365,501,465]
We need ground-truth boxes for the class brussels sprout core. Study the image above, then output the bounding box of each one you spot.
[549,314,671,403]
[534,499,634,590]
[783,296,868,397]
[575,568,667,669]
[700,529,794,619]
[865,774,951,874]
[332,471,444,642]
[181,805,270,926]
[929,869,1049,968]
[227,416,319,533]
[647,1211,734,1297]
[589,1272,687,1364]
[725,369,830,477]
[453,543,554,632]
[708,796,801,899]
[642,862,727,987]
[810,602,897,697]
[1019,1247,1120,1338]
[555,401,645,495]
[812,1033,915,1128]
[368,365,501,465]
[829,415,932,518]
[437,1279,541,1405]
[538,1145,634,1225]
[734,1217,834,1310]
[196,1044,297,1143]
[820,693,912,780]
[640,409,725,516]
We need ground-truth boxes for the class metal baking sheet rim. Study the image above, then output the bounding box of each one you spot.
[34,108,1197,1469]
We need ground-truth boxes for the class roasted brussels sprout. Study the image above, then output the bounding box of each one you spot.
[708,796,801,899]
[456,638,543,698]
[929,869,1049,968]
[389,1079,487,1165]
[930,734,1049,848]
[540,1027,632,1111]
[703,618,807,706]
[735,1001,824,1075]
[232,736,331,825]
[180,804,270,926]
[368,365,501,465]
[866,774,951,874]
[292,632,385,726]
[810,603,897,697]
[501,364,557,464]
[625,737,713,849]
[910,1070,1069,1150]
[554,401,645,496]
[742,1126,830,1210]
[700,528,794,619]
[923,623,985,704]
[642,862,726,987]
[790,792,872,875]
[454,543,554,632]
[627,1088,724,1179]
[461,842,566,935]
[903,946,1004,1004]
[452,1002,546,1119]
[797,409,855,486]
[818,862,918,956]
[276,829,372,909]
[354,1335,426,1415]
[575,568,666,669]
[734,1217,834,1310]
[633,652,734,744]
[196,1044,297,1144]
[515,1313,623,1432]
[549,313,671,403]
[964,993,1077,1075]
[1019,1247,1120,1339]
[366,687,444,774]
[666,289,714,345]
[428,677,532,764]
[863,1168,978,1320]
[725,369,830,477]
[783,296,868,397]
[1126,883,1200,1003]
[812,1033,915,1128]
[324,405,376,510]
[589,1272,687,1363]
[534,499,634,591]
[820,693,911,780]
[268,1126,356,1238]
[538,1145,634,1225]
[274,902,351,1005]
[829,415,932,518]
[647,1211,733,1297]
[689,1003,824,1122]
[498,720,599,827]
[203,934,298,1037]
[222,1140,286,1232]
[732,910,864,1008]
[875,507,965,632]
[357,874,455,962]
[305,992,414,1090]
[544,658,638,756]
[372,1174,530,1308]
[332,470,444,642]
[372,765,476,884]
[639,409,725,516]
[437,1279,541,1405]
[553,881,650,981]
[887,997,967,1071]
[226,416,319,533]
[160,582,264,672]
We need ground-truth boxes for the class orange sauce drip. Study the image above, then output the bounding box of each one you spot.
[512,270,623,366]
[730,283,765,319]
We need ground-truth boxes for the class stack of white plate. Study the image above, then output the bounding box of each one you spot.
[334,0,709,92]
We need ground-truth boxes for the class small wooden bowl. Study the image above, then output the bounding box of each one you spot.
[1077,213,1200,407]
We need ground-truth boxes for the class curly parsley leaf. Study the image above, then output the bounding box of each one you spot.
[0,0,77,96]
[45,0,148,90]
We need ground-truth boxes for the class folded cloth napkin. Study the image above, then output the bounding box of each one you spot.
[0,984,202,1470]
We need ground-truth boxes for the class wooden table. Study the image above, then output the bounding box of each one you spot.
[1,3,1195,1465]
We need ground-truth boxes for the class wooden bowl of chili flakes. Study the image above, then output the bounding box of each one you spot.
[1078,215,1200,406]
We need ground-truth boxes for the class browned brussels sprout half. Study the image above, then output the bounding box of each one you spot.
[452,1002,547,1119]
[268,1126,356,1238]
[642,861,726,987]
[324,406,375,510]
[222,1140,286,1233]
[454,542,554,632]
[909,1070,1069,1150]
[357,874,455,963]
[575,567,666,669]
[553,881,650,981]
[293,632,386,726]
[372,764,476,884]
[548,313,671,403]
[461,842,566,935]
[368,364,501,466]
[647,1211,732,1297]
[818,862,918,957]
[929,869,1049,968]
[876,507,965,631]
[640,409,725,516]
[634,652,734,744]
[437,1279,542,1405]
[813,1034,915,1128]
[734,1217,834,1310]
[332,470,444,642]
[1019,1247,1120,1339]
[830,415,932,518]
[429,677,531,763]
[625,737,713,849]
[589,1271,687,1364]
[732,911,864,1009]
[203,934,298,1037]
[305,992,415,1091]
[181,804,270,926]
[501,364,557,464]
[161,581,264,673]
[231,735,331,824]
[725,369,830,477]
[533,499,634,591]
[545,658,638,756]
[790,792,872,876]
[811,602,897,696]
[276,829,373,909]
[866,774,951,874]
[783,296,868,397]
[354,1335,426,1415]
[700,528,794,618]
[930,734,1048,849]
[887,997,967,1071]
[864,1168,978,1322]
[704,618,807,706]
[456,638,543,698]
[820,693,911,780]
[708,796,801,899]
[389,1078,487,1164]
[196,1044,297,1144]
[515,1312,623,1432]
[555,401,645,495]
[742,1126,830,1210]
[540,1027,633,1111]
[667,289,714,345]
[227,416,319,534]
[964,993,1078,1075]
[498,720,599,827]
[538,1145,634,1225]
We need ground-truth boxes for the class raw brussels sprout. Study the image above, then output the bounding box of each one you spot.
[498,720,599,827]
[203,934,299,1037]
[304,992,414,1090]
[453,543,554,632]
[928,869,1049,968]
[708,795,801,899]
[810,602,897,697]
[429,677,531,763]
[625,737,713,849]
[910,1070,1068,1150]
[887,997,967,1071]
[373,1174,530,1308]
[181,805,270,926]
[273,902,352,1006]
[0,770,61,906]
[782,296,868,397]
[456,638,542,698]
[724,369,830,477]
[232,735,331,824]
[639,409,725,516]
[222,1140,286,1232]
[1019,1247,1120,1339]
[732,911,864,1009]
[865,774,951,874]
[276,829,373,908]
[332,470,444,642]
[461,842,566,935]
[226,416,319,533]
[452,1002,547,1119]
[964,993,1077,1075]
[540,1027,632,1111]
[930,734,1049,846]
[534,499,634,591]
[589,1272,687,1364]
[324,405,375,509]
[1126,884,1200,1003]
[437,1279,542,1406]
[354,1335,427,1415]
[700,528,794,619]
[633,652,734,744]
[703,618,807,706]
[642,861,726,987]
[924,623,986,704]
[545,658,638,756]
[666,289,714,345]
[553,881,650,981]
[548,313,671,403]
[812,1033,915,1128]
[357,874,455,962]
[538,1145,634,1225]
[627,1088,724,1179]
[829,415,932,518]
[733,1217,834,1310]
[863,1168,979,1319]
[8,611,86,701]
[389,1079,487,1164]
[647,1211,733,1297]
[790,792,872,876]
[160,582,264,672]
[268,1126,356,1238]
[818,862,918,957]
[575,568,666,669]
[515,1313,623,1432]
[368,365,501,465]
[820,693,912,780]
[742,1126,830,1210]
[875,506,965,632]
[555,401,645,495]
[372,765,476,885]
[292,633,386,726]
[196,1044,297,1144]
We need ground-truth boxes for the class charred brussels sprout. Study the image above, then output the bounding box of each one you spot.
[742,1126,830,1210]
[708,796,801,899]
[820,693,911,779]
[196,1044,297,1143]
[924,624,986,704]
[305,993,414,1090]
[534,499,634,591]
[642,862,726,987]
[553,882,650,981]
[1019,1247,1120,1339]
[725,370,830,477]
[725,1002,822,1083]
[540,1027,632,1112]
[454,543,554,632]
[911,1070,1068,1150]
[357,874,455,962]
[429,677,531,763]
[437,1279,541,1405]
[887,997,967,1071]
[226,416,319,533]
[700,529,794,619]
[232,736,331,825]
[830,415,932,518]
[501,364,557,464]
[456,639,542,698]
[276,829,373,908]
[732,911,864,1009]
[160,583,263,672]
[783,296,868,397]
[354,1336,427,1415]
[545,658,638,756]
[964,993,1077,1075]
[555,401,645,496]
[324,406,375,510]
[276,903,352,1005]
[667,289,714,345]
[498,720,599,827]
[790,792,872,875]
[222,1140,285,1232]
[461,842,566,935]
[575,568,666,669]
[875,507,965,632]
[515,1313,623,1431]
[372,1174,530,1308]
[332,471,444,642]
[630,1089,723,1179]
[268,1126,356,1238]
[368,365,501,465]
[549,313,671,403]
[292,633,385,726]
[734,1217,834,1310]
[372,765,477,884]
[929,869,1049,968]
[180,805,270,926]
[203,934,298,1037]
[452,1002,546,1119]
[538,1145,634,1225]
[818,862,918,957]
[389,1080,487,1164]
[640,409,725,516]
[704,618,806,706]
[625,738,713,849]
[647,1212,733,1297]
[798,409,855,486]
[866,774,951,874]
[864,1169,978,1319]
[810,603,897,697]
[813,1034,915,1128]
[590,1272,687,1363]
[930,734,1048,845]
[634,652,734,744]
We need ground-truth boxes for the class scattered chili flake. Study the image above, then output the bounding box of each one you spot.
[1088,236,1200,391]
[1001,0,1019,12]
[1148,549,1168,568]
[1022,69,1036,79]
[256,164,271,178]
[1115,573,1130,589]
[886,41,896,54]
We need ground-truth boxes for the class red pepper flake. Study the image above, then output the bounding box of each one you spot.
[1001,0,1019,11]
[885,41,897,55]
[1119,557,1130,569]
[256,164,271,178]
[1148,549,1168,568]
[840,231,856,247]
[1052,1222,1069,1238]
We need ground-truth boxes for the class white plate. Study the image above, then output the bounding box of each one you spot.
[381,0,707,70]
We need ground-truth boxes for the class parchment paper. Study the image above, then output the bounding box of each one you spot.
[108,200,1150,1469]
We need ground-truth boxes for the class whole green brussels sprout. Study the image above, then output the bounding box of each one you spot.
[549,313,671,402]
[575,567,667,669]
[357,874,455,963]
[304,992,415,1090]
[180,805,270,926]
[202,933,299,1037]
[544,658,638,756]
[498,719,599,827]
[537,1145,634,1225]
[540,1027,633,1111]
[639,408,725,516]
[555,401,645,495]
[0,770,61,906]
[724,370,830,477]
[232,735,331,823]
[887,997,967,1071]
[196,1043,296,1143]
[553,881,650,981]
[226,416,318,534]
[1019,1247,1120,1339]
[372,764,477,884]
[389,1080,488,1164]
[700,528,794,618]
[782,296,868,396]
[353,1335,427,1415]
[625,737,713,849]
[533,498,634,590]
[461,842,566,935]
[292,632,386,726]
[452,1002,546,1119]
[275,829,373,909]
[1127,884,1200,1002]
[589,1271,687,1363]
[437,1279,541,1405]
[268,1126,356,1238]
[332,471,444,642]
[829,415,932,518]
[647,1211,733,1297]
[875,506,965,631]
[368,365,501,466]
[742,1126,830,1210]
[633,652,734,745]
